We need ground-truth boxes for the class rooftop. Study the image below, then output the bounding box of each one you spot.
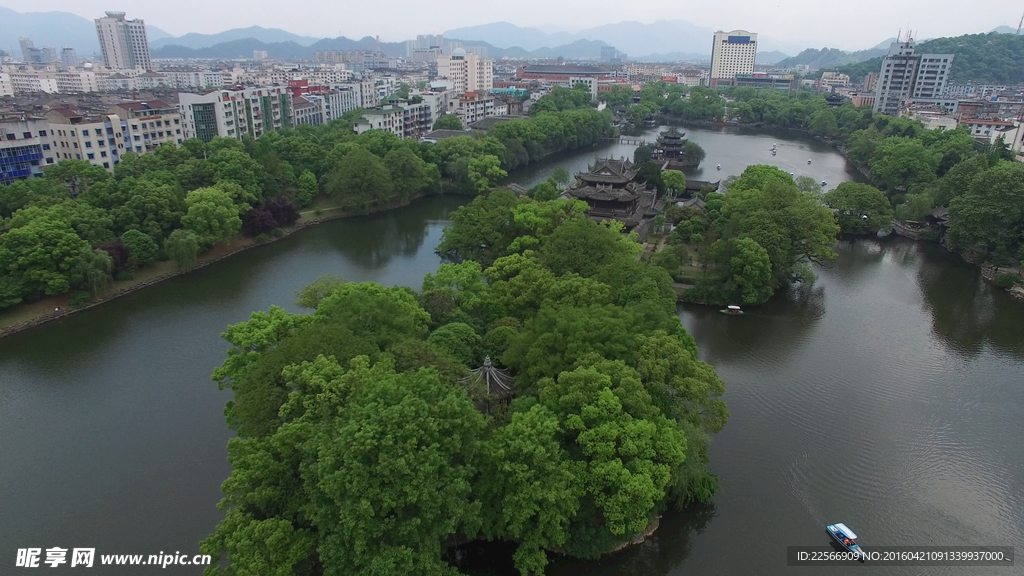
[523,65,611,75]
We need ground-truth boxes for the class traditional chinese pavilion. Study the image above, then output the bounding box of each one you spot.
[652,127,701,169]
[563,157,657,227]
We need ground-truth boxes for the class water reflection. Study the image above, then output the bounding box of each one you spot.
[447,502,717,576]
[915,243,1024,359]
[326,197,456,269]
[680,283,826,366]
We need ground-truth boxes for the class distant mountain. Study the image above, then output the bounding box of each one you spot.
[151,36,407,60]
[774,46,888,70]
[633,52,710,63]
[990,25,1018,34]
[445,19,717,58]
[871,38,897,50]
[0,6,100,54]
[0,6,172,55]
[151,26,322,50]
[444,22,575,51]
[757,50,790,65]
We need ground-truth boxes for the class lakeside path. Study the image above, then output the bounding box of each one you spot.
[0,192,443,340]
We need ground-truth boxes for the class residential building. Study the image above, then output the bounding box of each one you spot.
[253,50,268,61]
[292,95,325,127]
[904,106,958,131]
[864,72,878,92]
[516,64,611,84]
[109,100,184,153]
[45,108,125,172]
[569,77,598,101]
[437,48,493,96]
[710,30,757,84]
[60,48,79,70]
[19,37,57,65]
[819,71,850,90]
[407,34,444,56]
[849,92,876,108]
[0,73,14,97]
[95,11,152,71]
[398,99,433,138]
[960,118,1017,142]
[353,106,404,137]
[733,73,794,93]
[0,118,57,185]
[322,87,360,120]
[872,36,953,116]
[448,91,494,126]
[600,46,618,62]
[178,86,293,142]
[55,70,99,93]
[9,71,59,94]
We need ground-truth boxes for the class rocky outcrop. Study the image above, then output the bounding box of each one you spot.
[608,516,662,554]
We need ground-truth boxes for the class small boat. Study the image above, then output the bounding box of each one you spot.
[807,159,812,164]
[716,164,721,170]
[719,305,744,315]
[821,180,827,186]
[826,523,867,561]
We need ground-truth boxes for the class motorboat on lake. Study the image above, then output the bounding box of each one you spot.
[821,180,827,186]
[826,523,867,561]
[807,159,812,164]
[717,164,721,170]
[719,305,744,315]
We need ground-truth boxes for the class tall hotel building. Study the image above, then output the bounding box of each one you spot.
[710,30,758,86]
[95,12,152,71]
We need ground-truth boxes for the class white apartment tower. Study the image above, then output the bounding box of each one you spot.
[436,48,493,96]
[872,36,954,116]
[710,30,758,81]
[95,11,152,71]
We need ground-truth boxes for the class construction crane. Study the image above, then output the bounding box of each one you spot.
[1018,11,1024,35]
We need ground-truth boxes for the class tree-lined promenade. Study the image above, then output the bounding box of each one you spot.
[0,107,615,322]
[200,191,728,576]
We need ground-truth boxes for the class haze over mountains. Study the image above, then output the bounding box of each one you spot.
[2,6,1018,66]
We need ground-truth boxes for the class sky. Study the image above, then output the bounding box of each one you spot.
[3,0,1020,51]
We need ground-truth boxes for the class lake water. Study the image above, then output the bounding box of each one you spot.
[2,125,1020,575]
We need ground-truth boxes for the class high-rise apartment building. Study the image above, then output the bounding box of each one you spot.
[178,86,293,142]
[60,47,79,70]
[406,34,444,56]
[872,36,954,116]
[436,48,493,96]
[19,37,57,65]
[95,12,152,71]
[710,30,757,83]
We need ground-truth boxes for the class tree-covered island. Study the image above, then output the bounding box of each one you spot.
[200,191,729,576]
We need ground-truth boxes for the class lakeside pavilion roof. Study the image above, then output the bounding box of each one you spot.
[576,157,638,186]
[566,180,648,202]
[462,356,515,400]
[657,126,686,142]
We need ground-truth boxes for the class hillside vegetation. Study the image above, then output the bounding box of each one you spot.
[830,32,1024,84]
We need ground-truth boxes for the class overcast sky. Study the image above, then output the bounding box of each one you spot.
[4,0,1019,51]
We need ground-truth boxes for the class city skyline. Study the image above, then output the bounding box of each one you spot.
[0,1,1019,53]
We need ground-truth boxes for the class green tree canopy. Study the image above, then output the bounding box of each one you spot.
[823,182,894,234]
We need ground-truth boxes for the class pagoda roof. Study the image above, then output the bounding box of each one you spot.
[462,357,515,400]
[577,157,638,184]
[566,181,648,202]
[658,126,686,139]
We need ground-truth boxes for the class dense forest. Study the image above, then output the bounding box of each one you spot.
[200,191,729,575]
[0,108,615,311]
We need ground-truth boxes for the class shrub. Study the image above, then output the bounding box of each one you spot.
[269,227,285,238]
[254,233,270,244]
[115,270,135,281]
[68,291,91,307]
[993,273,1018,290]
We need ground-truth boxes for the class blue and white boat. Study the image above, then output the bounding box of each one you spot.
[826,523,867,560]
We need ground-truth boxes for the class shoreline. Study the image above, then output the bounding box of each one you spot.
[0,191,448,341]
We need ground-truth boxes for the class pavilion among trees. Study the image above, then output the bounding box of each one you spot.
[652,127,704,170]
[562,157,658,229]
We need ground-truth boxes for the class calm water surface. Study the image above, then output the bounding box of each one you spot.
[2,127,1021,575]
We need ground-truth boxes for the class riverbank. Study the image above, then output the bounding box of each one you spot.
[0,190,449,339]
